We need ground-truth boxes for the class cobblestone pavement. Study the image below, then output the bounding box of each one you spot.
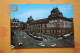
[11,30,74,49]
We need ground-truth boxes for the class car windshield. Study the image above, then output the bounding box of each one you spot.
[38,37,42,38]
[34,36,37,37]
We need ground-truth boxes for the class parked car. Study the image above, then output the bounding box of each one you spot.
[24,36,26,38]
[51,43,56,47]
[39,43,45,47]
[33,36,37,39]
[29,34,34,38]
[18,42,23,46]
[11,45,15,49]
[29,34,43,41]
[37,37,43,41]
[33,36,43,41]
[63,34,70,39]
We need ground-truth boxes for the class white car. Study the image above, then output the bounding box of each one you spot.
[18,42,23,46]
[39,43,45,47]
[51,43,56,47]
[63,34,70,38]
[11,45,15,49]
[34,36,37,38]
[24,36,26,38]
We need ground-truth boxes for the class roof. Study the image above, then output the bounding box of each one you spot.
[33,18,48,23]
[29,17,73,24]
[29,18,49,24]
[62,17,73,21]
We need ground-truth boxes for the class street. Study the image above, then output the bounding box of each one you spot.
[11,30,74,49]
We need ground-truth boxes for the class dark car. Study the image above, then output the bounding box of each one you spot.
[70,32,74,35]
[29,34,34,38]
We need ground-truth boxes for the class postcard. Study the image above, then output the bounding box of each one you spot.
[11,4,74,49]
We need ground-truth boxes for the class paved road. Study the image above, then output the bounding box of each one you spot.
[12,30,74,49]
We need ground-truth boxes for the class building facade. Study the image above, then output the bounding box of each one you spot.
[11,18,20,31]
[11,18,27,31]
[26,8,73,37]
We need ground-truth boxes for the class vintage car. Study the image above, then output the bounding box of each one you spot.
[18,42,23,46]
[51,43,56,47]
[39,43,45,47]
[37,37,43,41]
[63,34,70,39]
[33,36,37,39]
[29,34,43,41]
[11,45,15,49]
[33,36,43,41]
[29,34,34,38]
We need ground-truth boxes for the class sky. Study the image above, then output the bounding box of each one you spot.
[10,4,73,22]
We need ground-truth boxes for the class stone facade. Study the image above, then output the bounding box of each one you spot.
[11,18,27,31]
[26,8,73,37]
[11,18,20,31]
